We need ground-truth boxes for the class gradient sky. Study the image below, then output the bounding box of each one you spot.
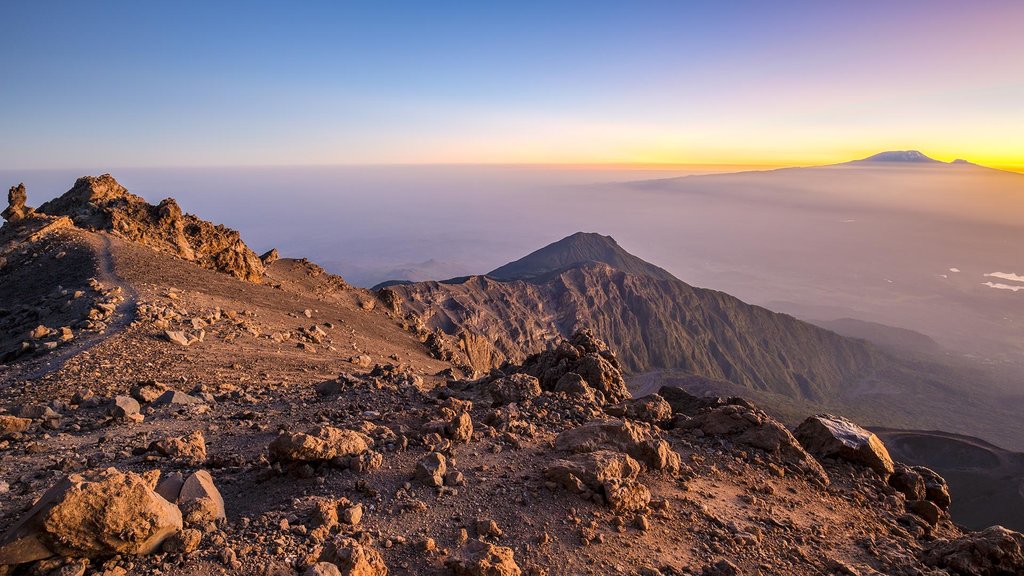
[2,1,1022,170]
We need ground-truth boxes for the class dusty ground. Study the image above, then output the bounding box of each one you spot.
[0,222,1011,576]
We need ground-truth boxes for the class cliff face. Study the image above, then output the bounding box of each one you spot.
[37,175,264,282]
[384,240,884,401]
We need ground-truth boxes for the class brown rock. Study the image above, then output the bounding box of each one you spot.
[162,528,202,554]
[0,415,31,435]
[415,452,447,487]
[447,539,521,576]
[605,394,672,425]
[485,374,542,405]
[681,404,829,485]
[0,468,182,564]
[906,499,942,525]
[153,430,207,464]
[914,466,952,510]
[923,525,1024,575]
[269,426,371,462]
[793,414,894,476]
[2,183,34,222]
[319,536,388,576]
[178,470,226,522]
[447,411,474,444]
[304,563,342,576]
[554,418,680,473]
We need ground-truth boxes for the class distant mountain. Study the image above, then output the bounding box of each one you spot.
[851,150,942,164]
[488,231,677,282]
[383,233,884,401]
[809,318,943,357]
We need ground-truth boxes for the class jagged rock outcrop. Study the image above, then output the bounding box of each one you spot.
[37,174,264,282]
[511,329,630,404]
[384,234,884,401]
[2,184,34,223]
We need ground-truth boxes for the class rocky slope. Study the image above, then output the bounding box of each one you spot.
[35,175,265,282]
[382,234,884,401]
[1,177,1023,576]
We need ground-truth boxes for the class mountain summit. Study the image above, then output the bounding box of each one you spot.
[488,232,677,282]
[853,150,941,164]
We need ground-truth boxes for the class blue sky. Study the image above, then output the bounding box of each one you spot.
[2,1,1022,169]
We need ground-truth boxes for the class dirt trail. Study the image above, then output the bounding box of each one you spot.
[22,234,138,380]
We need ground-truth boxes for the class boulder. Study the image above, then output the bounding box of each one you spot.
[923,526,1024,575]
[130,381,168,403]
[0,468,182,564]
[447,539,521,576]
[554,419,680,473]
[906,499,942,526]
[319,536,388,576]
[178,470,226,526]
[681,404,829,485]
[415,452,447,487]
[793,414,894,476]
[0,415,31,435]
[108,396,140,419]
[269,426,371,462]
[889,464,926,501]
[657,386,730,416]
[153,430,207,464]
[914,466,952,510]
[485,374,542,405]
[545,450,641,492]
[446,411,473,444]
[605,394,672,425]
[150,390,205,407]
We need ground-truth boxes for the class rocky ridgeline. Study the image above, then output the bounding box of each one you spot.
[2,324,1024,575]
[4,176,265,282]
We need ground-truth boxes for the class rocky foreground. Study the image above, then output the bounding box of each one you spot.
[1,178,1023,576]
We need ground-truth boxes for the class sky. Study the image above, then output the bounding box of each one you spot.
[1,1,1022,171]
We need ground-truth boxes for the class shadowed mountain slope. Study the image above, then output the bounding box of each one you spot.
[384,233,885,401]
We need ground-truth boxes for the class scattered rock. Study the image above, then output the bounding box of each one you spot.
[150,390,205,407]
[485,374,542,405]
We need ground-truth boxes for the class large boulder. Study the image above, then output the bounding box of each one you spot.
[152,430,207,464]
[922,526,1024,575]
[555,418,679,473]
[915,466,952,510]
[546,451,649,512]
[0,415,31,435]
[0,468,182,565]
[793,414,894,476]
[447,539,521,576]
[269,426,371,462]
[681,404,829,485]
